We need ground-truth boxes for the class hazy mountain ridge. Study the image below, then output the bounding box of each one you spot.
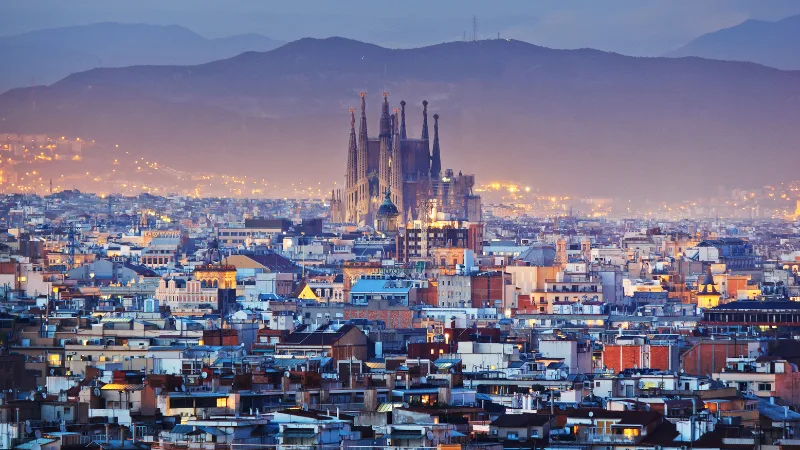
[667,14,800,69]
[2,37,799,202]
[0,22,285,93]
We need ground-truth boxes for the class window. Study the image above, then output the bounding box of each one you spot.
[506,432,518,440]
[758,383,772,391]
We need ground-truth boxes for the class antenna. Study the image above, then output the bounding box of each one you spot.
[472,15,478,41]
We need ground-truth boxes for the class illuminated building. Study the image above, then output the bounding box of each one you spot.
[340,92,480,225]
[193,264,237,290]
[696,266,721,309]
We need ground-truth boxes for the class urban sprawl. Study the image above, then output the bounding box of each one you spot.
[1,96,800,450]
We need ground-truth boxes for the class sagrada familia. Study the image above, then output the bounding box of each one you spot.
[330,92,481,227]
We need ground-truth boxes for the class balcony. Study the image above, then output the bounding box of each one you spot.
[585,426,640,444]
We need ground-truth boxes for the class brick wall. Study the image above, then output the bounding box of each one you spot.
[602,345,642,373]
[681,342,752,376]
[649,345,671,371]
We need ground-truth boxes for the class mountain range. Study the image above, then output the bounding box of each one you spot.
[2,37,799,203]
[0,22,284,94]
[668,14,800,70]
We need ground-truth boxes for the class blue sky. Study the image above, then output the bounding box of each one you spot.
[2,0,800,55]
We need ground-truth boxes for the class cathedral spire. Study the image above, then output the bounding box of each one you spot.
[399,100,407,140]
[430,113,441,179]
[357,92,368,180]
[359,92,368,138]
[392,107,404,216]
[346,107,357,190]
[421,100,429,140]
[380,91,391,137]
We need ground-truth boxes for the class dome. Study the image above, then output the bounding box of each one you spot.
[377,190,399,217]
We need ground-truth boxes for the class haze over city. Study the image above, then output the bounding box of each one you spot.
[1,0,800,212]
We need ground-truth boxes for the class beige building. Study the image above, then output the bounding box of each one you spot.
[155,278,219,315]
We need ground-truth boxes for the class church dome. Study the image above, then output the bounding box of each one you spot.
[377,191,399,217]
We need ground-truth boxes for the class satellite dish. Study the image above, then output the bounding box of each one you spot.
[94,388,101,396]
[201,372,208,379]
[588,411,594,418]
[181,385,186,392]
[29,391,36,401]
[35,429,42,439]
[49,369,55,376]
[426,431,435,440]
[284,371,290,378]
[25,424,32,434]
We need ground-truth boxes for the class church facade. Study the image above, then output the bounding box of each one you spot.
[331,92,480,226]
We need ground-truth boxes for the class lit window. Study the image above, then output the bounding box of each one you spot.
[216,397,227,407]
[623,428,640,438]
